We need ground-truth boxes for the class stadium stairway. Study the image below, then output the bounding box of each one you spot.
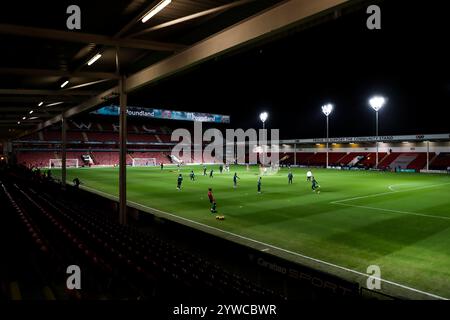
[378,153,401,169]
[407,153,435,171]
[430,153,450,170]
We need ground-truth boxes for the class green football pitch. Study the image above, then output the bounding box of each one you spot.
[52,165,450,299]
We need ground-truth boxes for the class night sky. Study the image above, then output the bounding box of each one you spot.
[129,0,450,139]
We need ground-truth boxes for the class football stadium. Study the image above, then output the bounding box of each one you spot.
[1,0,450,311]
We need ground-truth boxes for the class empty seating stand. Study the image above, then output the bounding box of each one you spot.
[0,167,285,301]
[430,153,450,170]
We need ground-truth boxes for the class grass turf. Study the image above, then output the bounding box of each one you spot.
[52,165,450,299]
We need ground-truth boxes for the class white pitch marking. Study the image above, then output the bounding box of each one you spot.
[388,183,421,192]
[261,248,270,252]
[335,203,450,221]
[332,182,450,204]
[80,185,448,300]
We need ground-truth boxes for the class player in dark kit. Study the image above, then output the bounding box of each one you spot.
[160,162,164,170]
[203,165,207,176]
[190,170,195,181]
[257,176,262,193]
[210,169,214,178]
[73,177,81,188]
[177,174,183,190]
[219,164,223,174]
[233,172,240,188]
[207,188,217,213]
[288,171,293,184]
[312,177,320,193]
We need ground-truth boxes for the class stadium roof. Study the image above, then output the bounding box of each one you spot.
[0,0,371,140]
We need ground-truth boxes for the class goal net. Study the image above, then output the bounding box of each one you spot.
[49,159,79,168]
[132,158,157,167]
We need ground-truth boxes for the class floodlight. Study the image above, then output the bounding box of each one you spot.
[61,81,69,88]
[87,53,102,66]
[369,96,386,112]
[321,104,333,117]
[259,112,268,123]
[46,102,64,107]
[142,0,172,23]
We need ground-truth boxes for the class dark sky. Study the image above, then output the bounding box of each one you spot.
[129,0,450,139]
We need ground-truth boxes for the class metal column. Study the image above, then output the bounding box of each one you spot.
[375,111,379,168]
[294,143,297,166]
[326,116,329,169]
[61,116,67,188]
[119,76,128,225]
[426,141,430,171]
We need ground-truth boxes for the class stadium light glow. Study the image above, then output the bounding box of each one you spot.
[369,96,386,112]
[17,121,20,125]
[29,110,33,114]
[321,103,333,117]
[22,116,26,120]
[259,112,269,166]
[322,103,333,169]
[369,95,386,168]
[87,53,102,66]
[38,101,44,107]
[142,0,172,23]
[259,112,268,123]
[61,80,69,88]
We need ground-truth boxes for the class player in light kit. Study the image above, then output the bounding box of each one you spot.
[306,170,313,182]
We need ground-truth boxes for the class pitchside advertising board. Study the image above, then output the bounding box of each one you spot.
[92,105,230,124]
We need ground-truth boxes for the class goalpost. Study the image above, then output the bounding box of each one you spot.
[132,158,157,167]
[49,159,79,168]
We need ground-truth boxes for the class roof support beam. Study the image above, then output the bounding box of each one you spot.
[129,0,257,38]
[0,67,119,79]
[0,96,83,104]
[0,89,100,96]
[31,0,352,134]
[0,24,186,52]
[126,0,350,92]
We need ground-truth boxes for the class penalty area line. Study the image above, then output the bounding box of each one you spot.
[79,185,448,300]
[334,203,450,221]
[332,182,450,204]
